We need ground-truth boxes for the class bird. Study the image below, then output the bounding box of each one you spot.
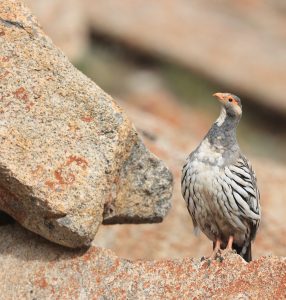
[181,92,261,262]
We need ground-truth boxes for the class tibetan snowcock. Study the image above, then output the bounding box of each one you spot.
[181,93,261,262]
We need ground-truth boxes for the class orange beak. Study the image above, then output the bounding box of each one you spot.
[213,92,226,103]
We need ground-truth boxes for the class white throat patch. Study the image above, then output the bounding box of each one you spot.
[216,107,226,127]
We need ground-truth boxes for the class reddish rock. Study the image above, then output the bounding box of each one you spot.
[0,224,285,299]
[0,0,172,248]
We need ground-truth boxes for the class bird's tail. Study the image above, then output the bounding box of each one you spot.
[233,242,252,262]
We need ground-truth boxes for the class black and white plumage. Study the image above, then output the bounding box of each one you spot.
[181,92,261,262]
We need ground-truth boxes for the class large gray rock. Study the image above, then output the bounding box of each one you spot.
[103,139,172,224]
[0,0,172,248]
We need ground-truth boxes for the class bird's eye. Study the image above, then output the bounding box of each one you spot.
[228,98,233,102]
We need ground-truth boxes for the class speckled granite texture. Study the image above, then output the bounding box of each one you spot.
[0,0,172,248]
[1,224,286,299]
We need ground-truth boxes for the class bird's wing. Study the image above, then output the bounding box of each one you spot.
[181,160,199,234]
[221,155,261,239]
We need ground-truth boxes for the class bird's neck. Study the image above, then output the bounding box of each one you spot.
[206,107,241,149]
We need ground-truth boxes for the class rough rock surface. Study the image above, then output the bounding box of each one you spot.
[0,0,172,248]
[85,0,286,114]
[1,224,286,299]
[103,139,172,225]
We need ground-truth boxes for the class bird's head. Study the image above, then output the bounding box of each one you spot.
[213,92,242,117]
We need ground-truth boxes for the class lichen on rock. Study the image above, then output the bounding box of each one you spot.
[0,0,172,248]
[1,224,286,299]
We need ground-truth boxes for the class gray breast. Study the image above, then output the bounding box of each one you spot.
[181,140,260,245]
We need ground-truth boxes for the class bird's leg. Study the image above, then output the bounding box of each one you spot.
[221,235,234,255]
[226,235,234,250]
[209,239,221,260]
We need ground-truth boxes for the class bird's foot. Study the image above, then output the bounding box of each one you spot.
[202,248,237,265]
[200,239,222,264]
[201,249,222,265]
[201,237,236,264]
[201,253,222,266]
[213,235,235,262]
[216,248,237,262]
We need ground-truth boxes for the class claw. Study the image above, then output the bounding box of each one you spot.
[204,236,235,264]
[208,239,221,260]
[221,235,234,255]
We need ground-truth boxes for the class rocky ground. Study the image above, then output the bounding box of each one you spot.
[1,224,286,299]
[1,1,286,298]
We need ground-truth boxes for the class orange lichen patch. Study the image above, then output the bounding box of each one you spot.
[54,168,75,185]
[45,181,55,190]
[215,278,250,297]
[26,101,34,111]
[273,272,286,299]
[13,87,34,111]
[81,116,94,123]
[1,56,10,62]
[31,165,44,177]
[63,277,81,298]
[14,87,28,100]
[66,155,88,169]
[0,70,10,80]
[0,30,5,36]
[36,277,48,289]
[244,258,261,273]
[93,258,121,277]
[143,282,150,289]
[151,260,186,275]
[45,156,89,191]
[34,267,49,289]
[81,247,100,262]
[111,288,127,298]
